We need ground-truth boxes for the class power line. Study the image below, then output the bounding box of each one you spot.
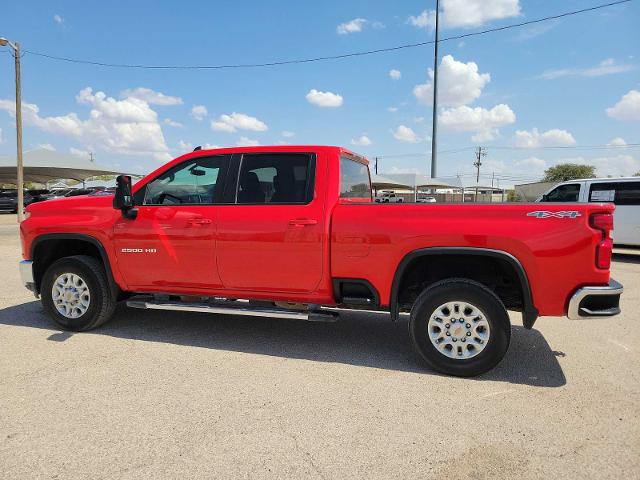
[22,0,632,70]
[376,143,640,159]
[488,143,640,151]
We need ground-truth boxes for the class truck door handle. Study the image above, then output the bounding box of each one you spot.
[188,218,212,226]
[289,218,318,226]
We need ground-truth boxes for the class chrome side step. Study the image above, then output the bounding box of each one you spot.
[126,297,339,322]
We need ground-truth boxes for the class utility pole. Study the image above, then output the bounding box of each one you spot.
[430,0,440,178]
[0,37,23,222]
[474,146,486,202]
[14,42,22,223]
[374,157,378,175]
[490,172,495,203]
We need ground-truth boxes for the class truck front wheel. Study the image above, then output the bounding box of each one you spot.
[409,279,511,377]
[41,255,116,331]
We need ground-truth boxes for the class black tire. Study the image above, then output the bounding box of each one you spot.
[40,255,116,331]
[409,278,511,377]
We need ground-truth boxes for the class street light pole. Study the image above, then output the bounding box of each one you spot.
[430,0,440,178]
[0,37,24,222]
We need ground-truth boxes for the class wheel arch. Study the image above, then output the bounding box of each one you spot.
[390,247,538,328]
[31,234,119,297]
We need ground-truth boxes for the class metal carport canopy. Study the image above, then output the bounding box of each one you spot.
[370,174,414,190]
[0,149,129,184]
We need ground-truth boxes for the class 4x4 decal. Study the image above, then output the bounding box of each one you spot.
[527,211,581,219]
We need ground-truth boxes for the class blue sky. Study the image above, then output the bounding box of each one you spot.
[0,0,638,185]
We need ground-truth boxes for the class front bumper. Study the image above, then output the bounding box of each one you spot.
[567,279,623,320]
[19,260,35,293]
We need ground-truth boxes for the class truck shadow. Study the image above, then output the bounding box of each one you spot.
[613,253,640,264]
[0,301,566,387]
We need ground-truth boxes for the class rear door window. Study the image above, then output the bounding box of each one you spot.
[235,153,314,204]
[340,157,372,201]
[589,181,640,205]
[542,183,580,202]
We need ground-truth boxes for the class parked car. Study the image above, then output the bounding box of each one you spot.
[0,190,35,212]
[27,189,53,204]
[538,177,640,246]
[375,191,404,203]
[417,195,437,203]
[44,188,75,200]
[19,146,623,377]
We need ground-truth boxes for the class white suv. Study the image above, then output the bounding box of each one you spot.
[539,177,640,246]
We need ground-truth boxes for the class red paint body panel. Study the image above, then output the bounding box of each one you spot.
[330,203,612,316]
[20,145,614,317]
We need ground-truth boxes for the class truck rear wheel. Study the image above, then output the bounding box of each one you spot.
[41,255,116,331]
[409,279,511,377]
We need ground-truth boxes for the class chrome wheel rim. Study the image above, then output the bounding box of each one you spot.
[51,273,91,319]
[427,301,490,359]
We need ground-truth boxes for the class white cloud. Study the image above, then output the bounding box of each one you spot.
[408,10,436,30]
[211,112,268,133]
[389,69,402,80]
[392,125,421,143]
[70,147,89,158]
[351,135,372,146]
[439,104,516,141]
[37,143,56,151]
[515,157,547,175]
[501,153,640,181]
[387,106,398,113]
[203,143,221,149]
[178,140,193,151]
[513,128,576,148]
[53,14,64,24]
[372,21,386,29]
[163,118,183,128]
[414,55,490,107]
[608,137,627,146]
[515,22,557,41]
[538,59,634,80]
[442,0,521,28]
[0,87,170,161]
[120,87,183,106]
[190,105,208,121]
[281,130,295,138]
[390,166,422,174]
[337,18,367,35]
[236,137,260,146]
[569,154,640,178]
[414,116,425,123]
[606,90,640,121]
[306,89,343,108]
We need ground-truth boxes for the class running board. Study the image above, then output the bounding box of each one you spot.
[126,298,339,322]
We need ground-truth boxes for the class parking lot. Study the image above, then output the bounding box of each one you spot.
[0,213,638,479]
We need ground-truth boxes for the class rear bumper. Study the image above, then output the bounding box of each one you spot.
[19,260,35,293]
[567,279,623,320]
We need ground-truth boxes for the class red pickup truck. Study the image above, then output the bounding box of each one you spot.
[19,146,623,376]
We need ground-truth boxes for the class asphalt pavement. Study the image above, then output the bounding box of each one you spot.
[1,213,638,479]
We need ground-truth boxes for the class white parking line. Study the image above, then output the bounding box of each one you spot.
[607,338,631,352]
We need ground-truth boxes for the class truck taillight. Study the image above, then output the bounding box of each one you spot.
[590,213,613,270]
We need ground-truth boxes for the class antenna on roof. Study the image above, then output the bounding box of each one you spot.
[193,146,202,151]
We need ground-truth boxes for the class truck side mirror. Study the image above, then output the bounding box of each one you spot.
[113,175,137,219]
